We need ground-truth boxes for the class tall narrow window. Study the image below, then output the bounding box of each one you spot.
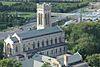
[7,44,12,55]
[40,13,42,25]
[47,51,48,55]
[45,14,46,24]
[16,46,18,52]
[56,49,57,53]
[23,44,25,51]
[45,13,47,25]
[51,50,53,54]
[55,37,57,44]
[10,48,12,55]
[28,43,30,50]
[37,41,40,48]
[51,38,53,45]
[46,40,49,45]
[42,40,44,47]
[48,13,49,24]
[38,13,41,25]
[64,47,66,51]
[33,42,35,49]
[60,48,61,52]
[59,37,61,43]
[38,13,42,25]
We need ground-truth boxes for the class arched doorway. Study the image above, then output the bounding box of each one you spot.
[6,43,12,56]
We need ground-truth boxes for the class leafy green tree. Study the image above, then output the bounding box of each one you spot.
[0,59,22,67]
[0,41,4,59]
[0,2,88,12]
[41,62,51,67]
[86,54,100,67]
[64,22,100,57]
[52,2,88,13]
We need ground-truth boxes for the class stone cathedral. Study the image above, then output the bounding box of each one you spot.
[3,3,67,60]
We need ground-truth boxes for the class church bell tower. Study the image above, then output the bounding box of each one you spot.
[37,3,51,30]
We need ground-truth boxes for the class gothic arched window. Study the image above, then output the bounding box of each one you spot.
[7,43,12,55]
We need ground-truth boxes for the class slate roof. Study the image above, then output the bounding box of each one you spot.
[68,52,82,64]
[16,26,62,40]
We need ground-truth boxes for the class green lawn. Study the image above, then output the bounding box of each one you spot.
[0,1,36,18]
[9,12,36,18]
[0,12,36,18]
[0,1,19,5]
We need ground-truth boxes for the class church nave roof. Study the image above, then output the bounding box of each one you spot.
[15,26,63,40]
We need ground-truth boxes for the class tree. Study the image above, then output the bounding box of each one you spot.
[41,62,51,67]
[0,59,22,67]
[0,41,4,59]
[86,54,100,67]
[64,22,100,58]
